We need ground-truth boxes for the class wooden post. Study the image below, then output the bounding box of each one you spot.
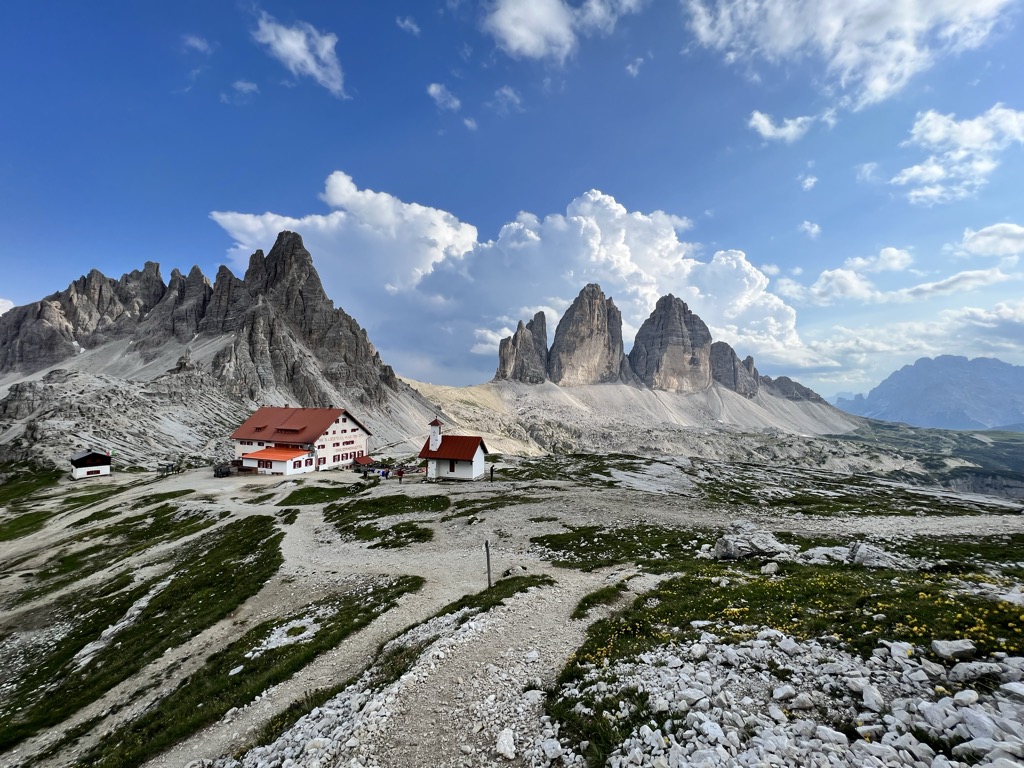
[485,539,492,589]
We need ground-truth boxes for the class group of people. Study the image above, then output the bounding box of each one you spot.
[380,466,405,483]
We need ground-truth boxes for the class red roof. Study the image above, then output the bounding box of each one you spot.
[231,407,371,444]
[353,455,374,465]
[418,435,488,461]
[241,448,309,460]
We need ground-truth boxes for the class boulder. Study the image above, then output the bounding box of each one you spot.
[714,521,794,560]
[931,639,977,661]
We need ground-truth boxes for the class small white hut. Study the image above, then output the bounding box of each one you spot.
[70,449,112,480]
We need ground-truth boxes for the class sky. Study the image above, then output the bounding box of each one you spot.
[2,1,1023,397]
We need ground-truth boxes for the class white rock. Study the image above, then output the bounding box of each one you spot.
[495,728,516,759]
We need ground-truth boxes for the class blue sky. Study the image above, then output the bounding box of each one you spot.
[2,1,1023,396]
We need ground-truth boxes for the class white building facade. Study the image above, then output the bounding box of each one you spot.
[231,407,371,475]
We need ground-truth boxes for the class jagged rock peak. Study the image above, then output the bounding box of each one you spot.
[710,341,760,398]
[759,375,825,403]
[548,284,631,386]
[495,311,548,383]
[628,294,712,393]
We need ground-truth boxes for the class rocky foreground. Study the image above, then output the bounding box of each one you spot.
[196,523,1024,768]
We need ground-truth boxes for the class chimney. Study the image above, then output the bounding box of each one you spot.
[428,419,443,451]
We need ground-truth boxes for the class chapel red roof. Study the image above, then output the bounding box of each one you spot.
[231,407,371,444]
[418,435,488,461]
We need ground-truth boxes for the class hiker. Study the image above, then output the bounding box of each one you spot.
[397,468,404,484]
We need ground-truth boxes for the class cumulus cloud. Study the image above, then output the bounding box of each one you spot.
[396,16,420,35]
[464,117,478,130]
[891,104,1024,204]
[799,174,817,190]
[748,111,814,143]
[687,0,1016,108]
[956,223,1024,257]
[212,173,823,382]
[626,57,644,76]
[483,0,643,62]
[0,298,13,316]
[252,12,345,97]
[799,221,821,239]
[427,83,461,111]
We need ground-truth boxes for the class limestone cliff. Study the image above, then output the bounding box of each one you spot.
[628,294,712,393]
[495,312,548,383]
[547,284,631,386]
[710,341,759,398]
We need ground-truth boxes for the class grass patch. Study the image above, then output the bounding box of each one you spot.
[0,509,52,542]
[500,453,650,486]
[17,504,219,604]
[532,524,712,573]
[0,516,283,751]
[276,508,300,525]
[247,492,275,505]
[0,465,64,508]
[276,482,371,506]
[324,494,449,549]
[572,581,629,620]
[81,575,424,768]
[440,494,544,522]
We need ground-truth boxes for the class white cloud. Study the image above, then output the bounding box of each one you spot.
[464,117,478,130]
[483,0,643,62]
[0,298,13,316]
[182,35,211,54]
[760,263,780,276]
[799,174,818,190]
[483,0,578,61]
[396,16,421,35]
[805,299,1024,393]
[844,247,913,273]
[891,103,1024,204]
[211,171,478,299]
[427,83,461,111]
[687,0,1016,108]
[781,255,1018,306]
[799,220,821,239]
[212,174,823,382]
[489,85,524,114]
[748,111,814,143]
[957,223,1024,257]
[856,161,879,182]
[626,57,644,76]
[220,80,260,105]
[252,12,345,97]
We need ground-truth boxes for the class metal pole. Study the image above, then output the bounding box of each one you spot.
[485,540,492,589]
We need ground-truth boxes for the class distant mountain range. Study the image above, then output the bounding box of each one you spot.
[834,355,1024,431]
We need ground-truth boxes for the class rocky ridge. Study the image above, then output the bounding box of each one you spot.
[835,356,1024,431]
[494,284,819,404]
[0,231,440,466]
